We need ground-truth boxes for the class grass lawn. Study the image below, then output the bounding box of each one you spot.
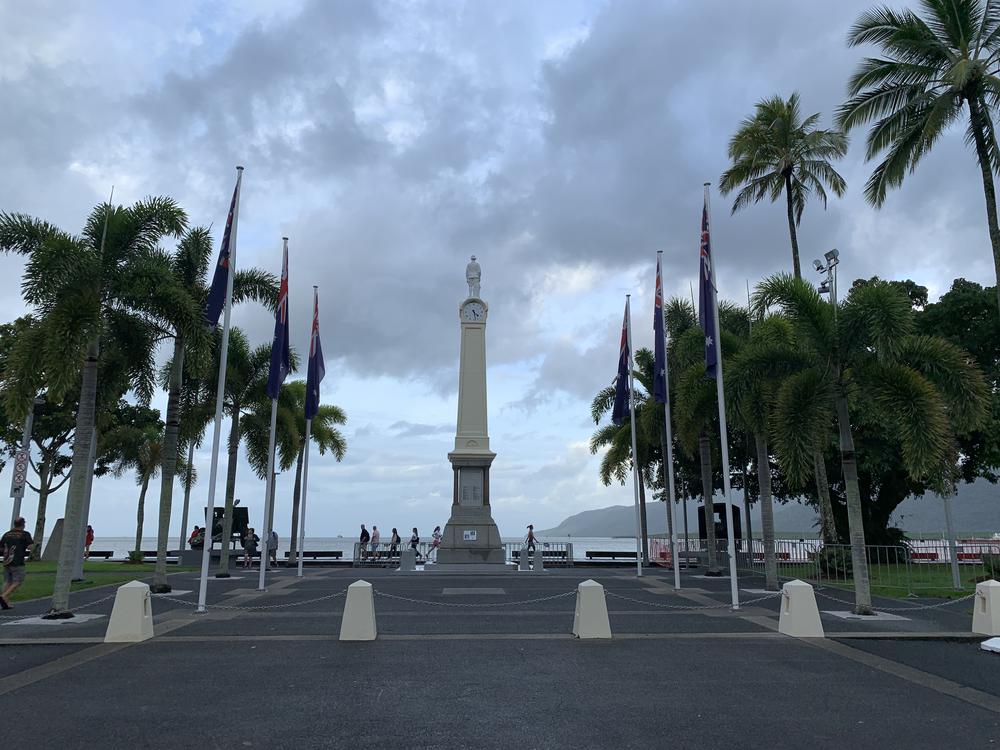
[6,561,198,604]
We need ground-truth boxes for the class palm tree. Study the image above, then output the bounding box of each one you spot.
[0,197,193,614]
[108,427,164,559]
[150,227,275,592]
[276,380,347,566]
[720,92,848,279]
[755,274,989,613]
[838,0,1000,313]
[590,352,658,564]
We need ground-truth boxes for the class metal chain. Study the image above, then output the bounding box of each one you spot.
[605,590,781,610]
[156,590,348,611]
[0,591,119,621]
[812,588,977,611]
[374,590,577,608]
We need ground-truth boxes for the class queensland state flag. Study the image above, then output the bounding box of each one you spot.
[304,291,325,420]
[204,171,242,328]
[698,199,718,380]
[653,254,668,404]
[611,300,631,426]
[266,240,291,400]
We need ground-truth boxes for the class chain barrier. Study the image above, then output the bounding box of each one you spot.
[0,591,119,621]
[156,590,348,611]
[812,588,977,612]
[605,590,781,610]
[374,590,577,608]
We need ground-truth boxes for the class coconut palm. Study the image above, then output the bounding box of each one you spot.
[755,274,989,613]
[719,92,848,279]
[274,380,347,565]
[0,197,195,613]
[107,427,164,559]
[838,0,1000,312]
[150,227,275,592]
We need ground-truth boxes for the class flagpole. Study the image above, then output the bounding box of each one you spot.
[625,295,643,578]
[197,166,243,614]
[258,396,279,590]
[657,252,681,591]
[297,285,319,578]
[704,183,740,609]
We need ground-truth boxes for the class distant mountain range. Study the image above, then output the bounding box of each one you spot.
[540,478,998,537]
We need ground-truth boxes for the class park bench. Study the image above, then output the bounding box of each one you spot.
[141,551,179,561]
[586,550,638,560]
[85,550,114,560]
[283,550,344,561]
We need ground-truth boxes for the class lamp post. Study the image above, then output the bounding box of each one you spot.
[813,248,840,311]
[10,397,44,527]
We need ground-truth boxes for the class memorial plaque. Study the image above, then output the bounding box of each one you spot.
[459,467,483,506]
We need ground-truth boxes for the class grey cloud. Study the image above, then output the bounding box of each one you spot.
[389,421,453,438]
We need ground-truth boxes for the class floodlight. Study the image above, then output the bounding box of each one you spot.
[824,248,840,264]
[813,259,825,273]
[818,281,831,294]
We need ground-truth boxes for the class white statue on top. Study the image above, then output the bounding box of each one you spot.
[466,255,481,299]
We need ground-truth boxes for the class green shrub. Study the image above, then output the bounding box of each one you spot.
[127,550,143,564]
[983,554,1000,578]
[816,547,852,578]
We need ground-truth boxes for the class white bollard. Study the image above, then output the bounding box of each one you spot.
[973,579,1000,637]
[572,579,611,639]
[518,549,530,571]
[398,549,416,572]
[533,548,545,572]
[104,580,154,643]
[340,580,377,641]
[778,579,824,638]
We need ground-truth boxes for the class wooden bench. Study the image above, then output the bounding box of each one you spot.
[85,550,114,560]
[586,550,638,560]
[283,550,344,561]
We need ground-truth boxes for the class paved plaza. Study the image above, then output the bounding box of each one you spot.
[0,566,996,748]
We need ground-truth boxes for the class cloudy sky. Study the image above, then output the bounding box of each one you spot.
[1,0,994,543]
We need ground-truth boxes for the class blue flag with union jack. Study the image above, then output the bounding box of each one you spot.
[204,173,241,329]
[653,255,668,404]
[698,199,718,380]
[611,301,631,426]
[304,291,325,420]
[266,241,291,400]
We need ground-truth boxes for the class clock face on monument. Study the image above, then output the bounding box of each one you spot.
[461,301,486,322]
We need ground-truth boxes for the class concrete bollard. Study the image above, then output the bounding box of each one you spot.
[340,580,377,641]
[518,549,530,571]
[572,579,611,639]
[973,579,1000,636]
[533,548,545,572]
[778,579,824,638]
[398,549,416,572]
[104,580,154,643]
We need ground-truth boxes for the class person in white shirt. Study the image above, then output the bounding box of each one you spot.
[371,525,381,558]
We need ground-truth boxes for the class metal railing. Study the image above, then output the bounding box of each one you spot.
[504,542,573,567]
[353,542,437,567]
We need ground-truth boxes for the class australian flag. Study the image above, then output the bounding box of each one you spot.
[304,291,325,420]
[204,172,241,329]
[653,254,668,404]
[698,198,718,380]
[266,241,291,400]
[611,300,631,426]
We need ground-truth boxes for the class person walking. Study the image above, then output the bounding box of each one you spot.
[1,518,34,609]
[525,524,538,555]
[84,525,94,560]
[409,527,421,562]
[242,527,259,569]
[188,525,203,550]
[389,528,401,557]
[267,530,279,568]
[428,525,442,561]
[359,524,370,560]
[371,525,381,560]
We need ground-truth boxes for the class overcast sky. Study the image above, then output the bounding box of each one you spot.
[1,0,994,542]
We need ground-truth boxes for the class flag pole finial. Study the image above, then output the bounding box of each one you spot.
[236,165,245,172]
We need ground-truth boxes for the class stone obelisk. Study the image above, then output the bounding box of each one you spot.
[435,256,506,569]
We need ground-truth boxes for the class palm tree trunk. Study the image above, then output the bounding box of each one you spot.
[31,460,50,562]
[784,173,802,280]
[133,474,150,556]
[813,450,836,543]
[288,447,304,566]
[755,432,778,590]
[834,393,872,615]
[152,336,184,592]
[637,475,649,565]
[177,441,195,550]
[50,338,99,614]
[217,413,240,576]
[968,96,1000,314]
[699,432,719,573]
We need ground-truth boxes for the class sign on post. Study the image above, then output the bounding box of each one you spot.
[9,449,28,499]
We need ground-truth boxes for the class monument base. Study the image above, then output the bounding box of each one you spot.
[437,504,506,567]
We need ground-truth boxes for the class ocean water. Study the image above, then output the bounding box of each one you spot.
[89,536,642,561]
